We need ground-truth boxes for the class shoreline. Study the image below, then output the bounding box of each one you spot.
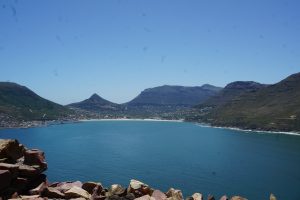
[1,118,299,136]
[79,118,184,122]
[195,123,300,136]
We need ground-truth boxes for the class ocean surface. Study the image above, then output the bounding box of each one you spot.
[1,120,300,200]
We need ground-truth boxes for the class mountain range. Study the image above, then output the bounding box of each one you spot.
[0,82,71,122]
[193,73,300,132]
[1,72,300,132]
[127,84,222,106]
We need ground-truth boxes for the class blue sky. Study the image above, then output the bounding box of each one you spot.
[0,0,300,104]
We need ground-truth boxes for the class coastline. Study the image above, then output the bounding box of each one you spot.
[195,123,300,136]
[79,118,184,122]
[1,118,299,136]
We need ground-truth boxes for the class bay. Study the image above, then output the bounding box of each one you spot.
[0,120,300,200]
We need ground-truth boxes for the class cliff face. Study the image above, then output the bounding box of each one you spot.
[0,139,274,200]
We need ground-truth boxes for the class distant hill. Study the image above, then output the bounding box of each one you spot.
[127,84,222,106]
[196,81,268,109]
[68,93,121,112]
[0,82,71,121]
[193,73,300,132]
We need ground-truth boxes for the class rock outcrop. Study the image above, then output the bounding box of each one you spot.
[0,139,278,200]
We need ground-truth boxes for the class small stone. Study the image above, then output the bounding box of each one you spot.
[270,194,277,200]
[19,195,43,200]
[166,188,183,200]
[207,194,215,200]
[82,182,103,194]
[230,196,247,200]
[127,179,152,197]
[109,184,126,196]
[220,195,228,200]
[192,193,203,200]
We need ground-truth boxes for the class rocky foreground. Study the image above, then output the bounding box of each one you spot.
[0,139,277,200]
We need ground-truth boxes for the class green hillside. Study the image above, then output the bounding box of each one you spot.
[0,82,71,121]
[193,73,300,132]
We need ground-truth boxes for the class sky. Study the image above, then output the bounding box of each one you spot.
[0,0,300,104]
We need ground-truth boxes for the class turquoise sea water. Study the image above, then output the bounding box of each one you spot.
[0,121,300,200]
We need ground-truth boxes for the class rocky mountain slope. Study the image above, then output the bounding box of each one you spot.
[127,85,222,106]
[193,73,300,132]
[0,82,72,122]
[68,93,121,112]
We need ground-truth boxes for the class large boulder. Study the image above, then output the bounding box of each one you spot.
[151,190,167,200]
[0,163,19,178]
[0,139,25,163]
[65,186,91,199]
[127,179,153,197]
[166,188,183,200]
[18,164,41,178]
[0,169,12,190]
[24,149,47,170]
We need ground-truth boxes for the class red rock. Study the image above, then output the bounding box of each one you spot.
[0,169,12,190]
[0,163,19,178]
[18,164,41,177]
[151,190,167,200]
[82,182,103,194]
[56,181,83,192]
[0,139,25,162]
[64,186,91,199]
[24,150,47,170]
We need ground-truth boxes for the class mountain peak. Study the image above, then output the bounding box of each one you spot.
[89,93,101,100]
[68,93,119,111]
[225,81,267,90]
